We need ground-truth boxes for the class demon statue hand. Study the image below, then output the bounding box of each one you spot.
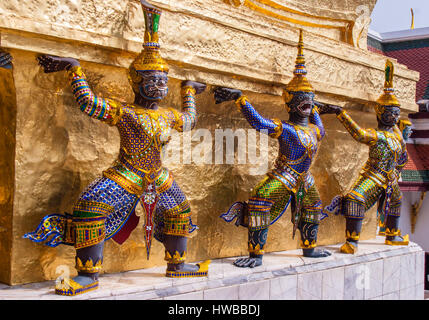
[24,1,209,296]
[0,51,12,69]
[324,60,409,254]
[217,30,332,268]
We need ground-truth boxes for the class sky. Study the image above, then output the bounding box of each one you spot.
[370,0,429,33]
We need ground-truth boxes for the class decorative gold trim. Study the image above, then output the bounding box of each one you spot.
[285,29,314,94]
[55,278,99,296]
[75,257,102,273]
[106,99,124,126]
[376,60,401,107]
[398,119,412,133]
[243,0,349,30]
[235,95,249,111]
[102,168,144,195]
[385,228,401,237]
[181,86,196,96]
[248,242,265,255]
[222,0,356,45]
[164,250,187,264]
[169,107,184,132]
[165,260,211,278]
[346,230,360,241]
[68,66,85,78]
[340,241,357,254]
[300,239,317,249]
[385,234,409,246]
[269,118,283,138]
[411,191,426,234]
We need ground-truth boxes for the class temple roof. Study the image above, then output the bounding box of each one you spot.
[368,28,429,101]
[399,100,429,191]
[399,143,429,191]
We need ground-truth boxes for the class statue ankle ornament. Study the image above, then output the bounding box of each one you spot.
[164,250,210,278]
[385,228,409,246]
[340,230,360,254]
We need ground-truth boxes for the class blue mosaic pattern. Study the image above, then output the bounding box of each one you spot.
[154,178,197,242]
[240,100,323,191]
[77,177,140,239]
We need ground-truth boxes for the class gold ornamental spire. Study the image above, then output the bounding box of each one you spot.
[376,59,401,107]
[283,29,314,102]
[128,1,169,93]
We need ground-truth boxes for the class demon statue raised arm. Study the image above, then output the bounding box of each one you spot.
[24,0,209,296]
[324,60,409,254]
[215,30,339,268]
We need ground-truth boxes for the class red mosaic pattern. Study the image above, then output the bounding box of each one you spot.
[384,47,429,101]
[403,144,429,171]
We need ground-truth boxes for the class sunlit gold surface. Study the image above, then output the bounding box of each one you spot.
[0,0,419,111]
[0,0,419,285]
[0,64,16,284]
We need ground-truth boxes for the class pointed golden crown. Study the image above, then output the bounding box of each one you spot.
[128,1,169,93]
[283,29,314,103]
[376,59,401,107]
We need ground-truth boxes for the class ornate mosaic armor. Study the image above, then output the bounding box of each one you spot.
[26,67,198,251]
[235,96,324,232]
[325,60,409,253]
[336,110,406,218]
[221,30,330,261]
[25,1,209,296]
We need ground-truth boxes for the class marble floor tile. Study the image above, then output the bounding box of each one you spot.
[415,283,425,300]
[399,253,416,290]
[382,256,400,295]
[364,260,383,299]
[399,285,416,300]
[415,251,425,285]
[238,280,270,300]
[344,264,365,300]
[203,285,239,300]
[0,237,423,301]
[269,275,297,300]
[164,291,204,300]
[383,291,399,300]
[322,267,345,300]
[297,271,323,300]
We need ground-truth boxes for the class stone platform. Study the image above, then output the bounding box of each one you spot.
[0,237,425,300]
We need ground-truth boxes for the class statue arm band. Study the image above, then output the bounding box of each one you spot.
[336,110,377,145]
[236,96,281,137]
[68,66,123,126]
[270,118,283,138]
[173,86,197,132]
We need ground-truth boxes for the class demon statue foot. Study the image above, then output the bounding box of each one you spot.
[55,274,99,296]
[233,256,263,268]
[384,215,409,246]
[385,234,409,246]
[164,235,210,278]
[166,260,211,278]
[302,248,332,258]
[340,240,359,254]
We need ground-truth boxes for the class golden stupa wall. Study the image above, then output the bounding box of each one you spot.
[0,0,419,285]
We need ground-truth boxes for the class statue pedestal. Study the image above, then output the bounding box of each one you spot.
[0,236,424,300]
